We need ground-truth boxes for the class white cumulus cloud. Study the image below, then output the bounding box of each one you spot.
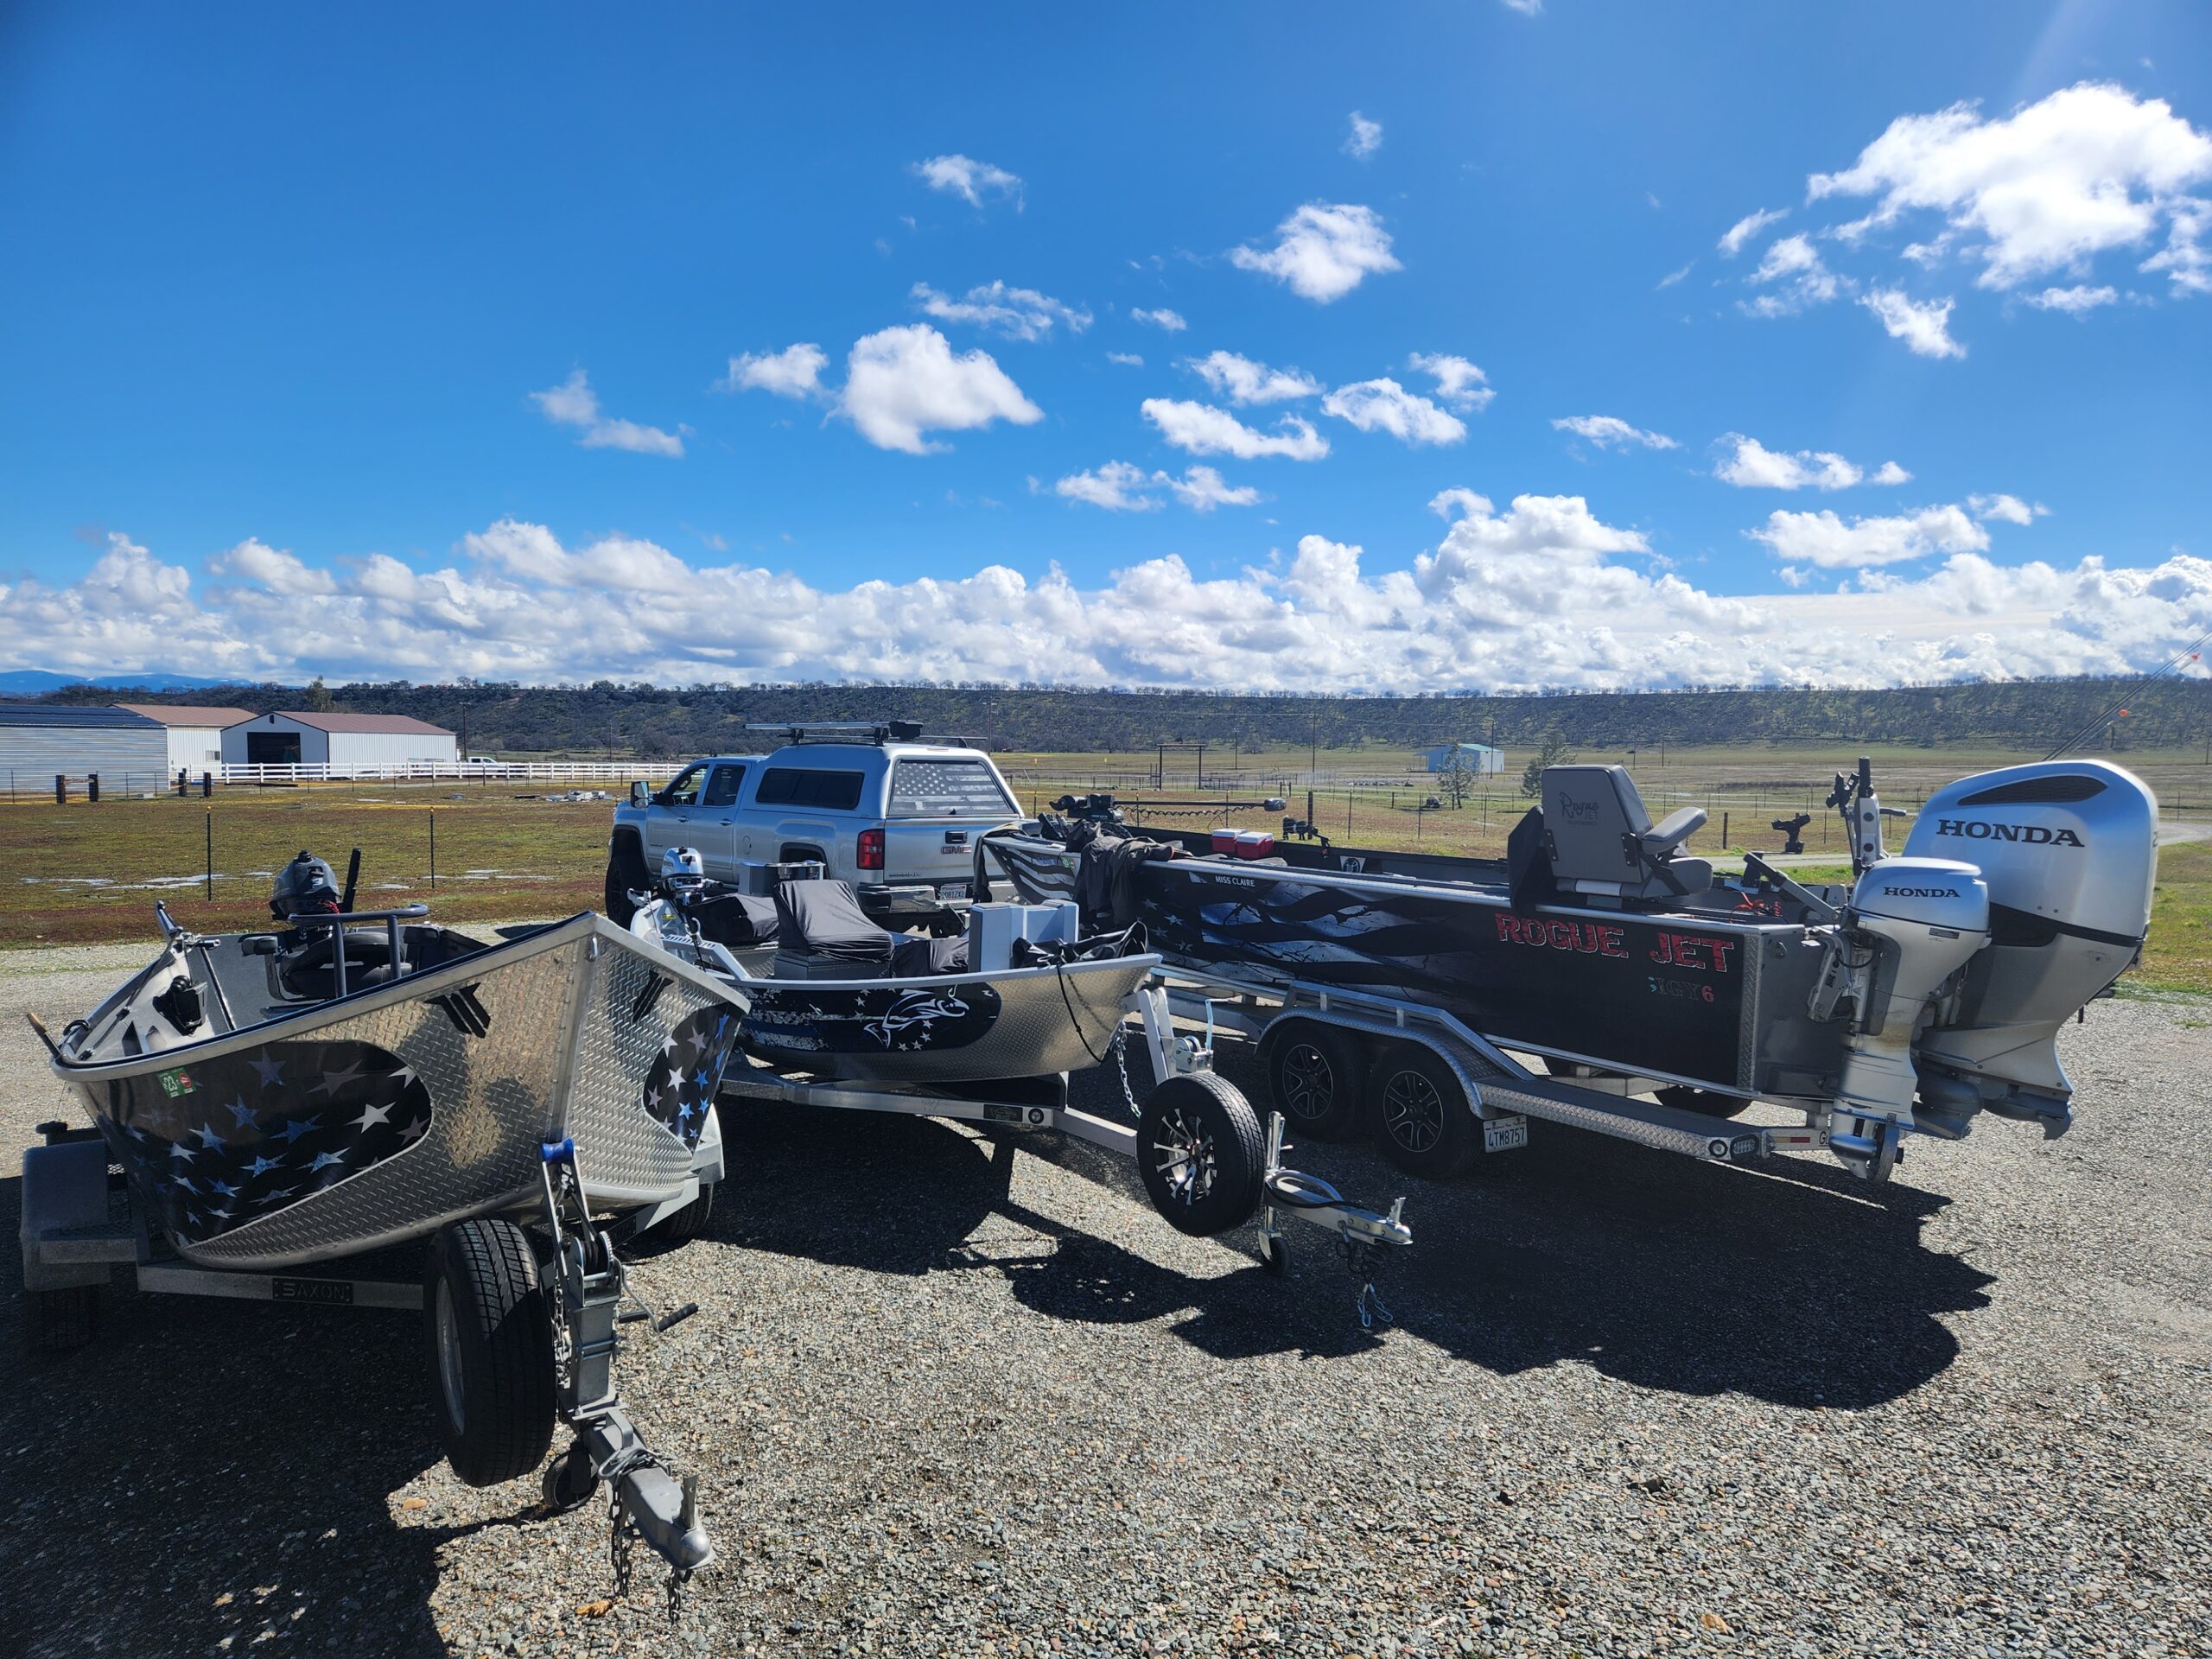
[1554,415,1677,452]
[1185,351,1319,405]
[910,154,1024,211]
[207,537,338,595]
[1130,308,1187,333]
[718,343,828,399]
[2024,283,2120,314]
[1230,202,1402,302]
[528,370,683,456]
[1141,399,1330,461]
[1321,379,1465,446]
[1860,288,1967,357]
[1051,462,1262,515]
[911,281,1091,342]
[6,514,2207,695]
[1406,353,1495,412]
[838,325,1043,454]
[1969,493,2050,525]
[1344,112,1382,160]
[1749,504,1991,569]
[1808,82,2212,294]
[1713,434,1907,490]
[1741,233,1847,316]
[1105,352,1144,367]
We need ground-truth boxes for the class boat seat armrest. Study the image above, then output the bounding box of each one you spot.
[1642,805,1707,859]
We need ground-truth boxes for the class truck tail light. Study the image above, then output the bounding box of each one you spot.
[856,828,885,871]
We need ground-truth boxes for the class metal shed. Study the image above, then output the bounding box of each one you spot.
[1422,742,1504,774]
[0,703,170,796]
[111,703,254,773]
[220,709,458,772]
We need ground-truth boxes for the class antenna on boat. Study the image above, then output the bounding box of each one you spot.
[340,848,361,914]
[2043,624,2212,761]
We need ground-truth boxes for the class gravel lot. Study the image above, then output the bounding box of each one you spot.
[1,940,2207,1657]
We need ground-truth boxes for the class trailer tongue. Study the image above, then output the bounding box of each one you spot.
[982,757,2158,1185]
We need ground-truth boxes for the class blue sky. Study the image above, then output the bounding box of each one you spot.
[2,3,2209,690]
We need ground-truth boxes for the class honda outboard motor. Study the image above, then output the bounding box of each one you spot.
[270,850,341,921]
[1903,759,2158,1135]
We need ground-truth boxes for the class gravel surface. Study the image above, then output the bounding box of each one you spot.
[2,943,2207,1658]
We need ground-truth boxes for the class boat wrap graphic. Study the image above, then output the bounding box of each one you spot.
[643,1006,741,1149]
[100,1039,431,1248]
[742,982,1002,1059]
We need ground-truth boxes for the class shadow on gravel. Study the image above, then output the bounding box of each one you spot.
[715,1075,1995,1410]
[0,1172,531,1659]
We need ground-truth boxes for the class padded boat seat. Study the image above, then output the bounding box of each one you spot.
[691,890,779,948]
[892,934,970,976]
[772,880,893,980]
[1539,765,1713,903]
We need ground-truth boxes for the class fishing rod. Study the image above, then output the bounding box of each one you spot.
[2043,625,2212,761]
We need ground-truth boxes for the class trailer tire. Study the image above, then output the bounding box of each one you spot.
[1656,1085,1754,1119]
[1138,1072,1266,1237]
[604,836,651,926]
[654,1182,716,1243]
[1368,1044,1479,1180]
[28,1283,99,1353]
[427,1218,556,1489]
[1261,1021,1364,1141]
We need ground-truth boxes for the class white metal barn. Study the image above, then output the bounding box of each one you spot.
[221,709,459,771]
[1422,742,1505,774]
[0,703,170,791]
[112,703,253,773]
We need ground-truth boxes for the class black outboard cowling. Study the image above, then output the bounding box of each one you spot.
[270,851,342,921]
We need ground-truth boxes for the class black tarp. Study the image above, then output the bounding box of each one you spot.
[774,880,894,965]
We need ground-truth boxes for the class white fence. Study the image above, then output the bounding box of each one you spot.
[207,760,681,785]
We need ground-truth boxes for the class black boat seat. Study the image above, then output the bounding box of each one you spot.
[1539,765,1713,902]
[891,933,970,976]
[771,880,973,979]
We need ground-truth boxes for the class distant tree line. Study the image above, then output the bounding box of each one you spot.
[31,675,2212,758]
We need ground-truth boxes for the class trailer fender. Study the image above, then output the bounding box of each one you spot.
[20,1138,115,1293]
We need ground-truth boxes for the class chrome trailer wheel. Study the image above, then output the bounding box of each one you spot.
[1369,1044,1478,1180]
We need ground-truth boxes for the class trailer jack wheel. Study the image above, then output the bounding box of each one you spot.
[543,1436,600,1515]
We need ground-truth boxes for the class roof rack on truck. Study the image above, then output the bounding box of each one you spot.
[741,721,981,748]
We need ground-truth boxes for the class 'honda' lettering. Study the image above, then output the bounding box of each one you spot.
[1936,818,2084,848]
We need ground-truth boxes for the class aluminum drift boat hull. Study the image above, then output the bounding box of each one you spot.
[52,913,742,1271]
[735,955,1155,1084]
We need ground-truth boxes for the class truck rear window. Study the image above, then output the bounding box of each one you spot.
[887,759,1016,817]
[754,767,865,811]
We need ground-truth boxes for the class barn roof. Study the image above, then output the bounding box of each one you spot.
[0,702,162,729]
[112,702,256,727]
[225,709,454,736]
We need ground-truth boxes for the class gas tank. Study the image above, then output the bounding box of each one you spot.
[1903,759,2156,943]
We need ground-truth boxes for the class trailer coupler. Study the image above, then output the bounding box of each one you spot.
[1253,1114,1412,1328]
[539,1140,714,1613]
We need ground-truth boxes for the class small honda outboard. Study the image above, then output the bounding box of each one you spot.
[270,850,342,921]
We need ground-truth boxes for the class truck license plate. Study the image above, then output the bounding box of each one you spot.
[1483,1116,1529,1153]
[937,881,969,901]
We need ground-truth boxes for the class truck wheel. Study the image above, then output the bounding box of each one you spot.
[1138,1072,1265,1237]
[28,1283,100,1353]
[426,1218,556,1488]
[1368,1044,1478,1180]
[603,837,651,925]
[1262,1021,1363,1141]
[1656,1085,1754,1119]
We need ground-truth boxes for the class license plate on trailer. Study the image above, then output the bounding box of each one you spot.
[1483,1116,1529,1153]
[938,882,969,900]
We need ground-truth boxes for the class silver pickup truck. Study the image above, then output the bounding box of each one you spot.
[604,726,1023,922]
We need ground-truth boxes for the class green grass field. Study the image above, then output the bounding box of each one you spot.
[4,743,2206,991]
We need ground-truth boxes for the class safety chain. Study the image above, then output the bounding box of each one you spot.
[1338,1236,1395,1331]
[1109,1022,1141,1117]
[607,1488,635,1599]
[665,1565,692,1624]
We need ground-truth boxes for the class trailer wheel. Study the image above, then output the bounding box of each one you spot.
[603,837,651,926]
[1656,1085,1753,1119]
[1368,1045,1479,1180]
[28,1283,99,1353]
[426,1218,556,1489]
[654,1182,716,1243]
[1138,1073,1265,1237]
[1262,1022,1364,1141]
